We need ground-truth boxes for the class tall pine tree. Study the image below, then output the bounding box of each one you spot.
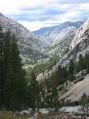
[0,28,27,110]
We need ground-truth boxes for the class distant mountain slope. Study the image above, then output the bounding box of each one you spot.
[0,13,47,61]
[34,21,83,45]
[34,27,51,36]
[34,21,83,57]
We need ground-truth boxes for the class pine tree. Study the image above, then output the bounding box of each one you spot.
[0,29,27,110]
[7,34,27,110]
[29,71,40,111]
[0,26,4,107]
[52,87,58,112]
[80,93,89,112]
[68,60,75,81]
[85,53,89,72]
[78,54,84,74]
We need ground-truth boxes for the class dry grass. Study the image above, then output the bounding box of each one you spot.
[0,111,27,119]
[37,113,48,119]
[36,113,86,119]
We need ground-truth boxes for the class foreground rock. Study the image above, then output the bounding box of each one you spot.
[60,74,89,102]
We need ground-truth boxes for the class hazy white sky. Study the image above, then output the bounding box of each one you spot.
[0,0,89,31]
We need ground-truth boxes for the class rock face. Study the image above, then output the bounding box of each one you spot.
[70,19,89,49]
[0,13,47,61]
[58,19,89,102]
[60,19,89,66]
[60,74,89,102]
[37,19,89,81]
[34,21,83,57]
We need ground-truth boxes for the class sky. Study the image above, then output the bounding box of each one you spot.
[0,0,89,31]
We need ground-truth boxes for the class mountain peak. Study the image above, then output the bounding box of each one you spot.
[83,18,89,28]
[70,19,89,49]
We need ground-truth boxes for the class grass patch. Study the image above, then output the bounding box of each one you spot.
[0,111,27,119]
[33,57,57,75]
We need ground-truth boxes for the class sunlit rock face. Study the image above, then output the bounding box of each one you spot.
[70,19,89,49]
